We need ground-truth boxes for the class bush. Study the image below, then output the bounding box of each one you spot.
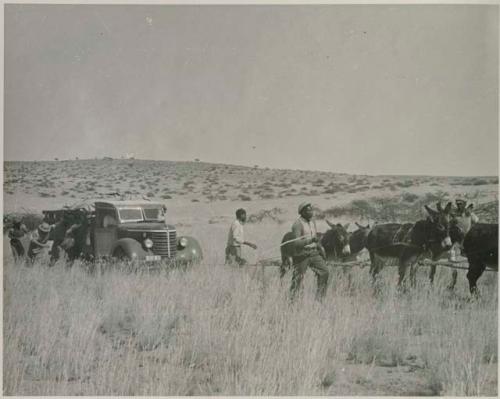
[401,192,419,203]
[247,207,285,223]
[472,179,490,186]
[238,194,252,201]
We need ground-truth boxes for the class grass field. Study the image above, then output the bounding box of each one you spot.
[3,159,498,395]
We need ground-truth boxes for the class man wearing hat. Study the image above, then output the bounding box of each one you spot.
[225,208,257,266]
[27,222,52,262]
[289,202,329,300]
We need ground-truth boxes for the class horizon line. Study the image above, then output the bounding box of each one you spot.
[4,157,499,179]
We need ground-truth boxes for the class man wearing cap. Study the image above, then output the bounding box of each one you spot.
[454,199,479,223]
[225,208,257,266]
[27,222,52,262]
[289,202,329,300]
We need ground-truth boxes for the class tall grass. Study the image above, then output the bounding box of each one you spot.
[4,250,497,395]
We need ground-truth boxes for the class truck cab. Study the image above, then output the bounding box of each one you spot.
[43,200,203,264]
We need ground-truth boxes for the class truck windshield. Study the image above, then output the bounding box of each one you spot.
[143,208,164,221]
[118,208,144,222]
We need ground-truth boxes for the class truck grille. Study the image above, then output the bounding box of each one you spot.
[151,230,177,258]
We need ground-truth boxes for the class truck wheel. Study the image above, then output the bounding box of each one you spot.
[113,247,129,261]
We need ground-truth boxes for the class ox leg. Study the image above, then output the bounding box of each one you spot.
[409,254,422,288]
[397,262,407,287]
[280,256,292,279]
[409,263,417,288]
[369,251,381,283]
[467,259,486,296]
[398,258,414,288]
[447,270,458,291]
[342,265,353,294]
[429,265,437,285]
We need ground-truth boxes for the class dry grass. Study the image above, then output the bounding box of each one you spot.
[3,237,497,396]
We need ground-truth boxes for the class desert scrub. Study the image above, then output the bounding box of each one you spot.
[247,208,285,224]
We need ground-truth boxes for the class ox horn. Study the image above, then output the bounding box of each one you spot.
[326,219,335,228]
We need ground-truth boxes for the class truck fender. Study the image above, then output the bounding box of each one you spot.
[111,238,147,260]
[177,236,203,262]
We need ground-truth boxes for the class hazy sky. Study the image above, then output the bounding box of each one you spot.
[4,5,499,175]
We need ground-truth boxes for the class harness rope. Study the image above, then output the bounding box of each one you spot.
[249,220,497,273]
[250,241,498,273]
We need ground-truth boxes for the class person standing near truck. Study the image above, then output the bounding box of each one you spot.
[225,208,257,266]
[27,222,52,263]
[8,218,29,260]
[48,212,76,265]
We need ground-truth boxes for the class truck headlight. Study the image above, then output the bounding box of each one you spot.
[144,238,153,249]
[179,237,188,248]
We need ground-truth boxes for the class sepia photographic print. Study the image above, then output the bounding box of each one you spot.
[3,3,499,396]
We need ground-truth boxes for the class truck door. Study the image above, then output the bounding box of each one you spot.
[94,208,118,257]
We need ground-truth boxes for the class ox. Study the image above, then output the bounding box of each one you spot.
[431,202,478,288]
[347,222,371,259]
[366,202,453,287]
[462,223,498,294]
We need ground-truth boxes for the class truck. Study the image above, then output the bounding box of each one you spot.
[41,200,203,264]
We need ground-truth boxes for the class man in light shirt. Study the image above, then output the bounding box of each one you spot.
[289,202,329,301]
[225,208,257,266]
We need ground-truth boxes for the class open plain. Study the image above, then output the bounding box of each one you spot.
[3,159,498,396]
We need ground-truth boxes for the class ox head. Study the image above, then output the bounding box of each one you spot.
[424,201,453,251]
[350,222,371,252]
[450,202,476,245]
[325,220,351,256]
[354,221,371,236]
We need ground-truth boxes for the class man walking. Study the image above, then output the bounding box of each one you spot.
[225,208,257,266]
[289,202,329,301]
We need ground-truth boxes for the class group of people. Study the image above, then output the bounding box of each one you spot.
[7,197,478,299]
[225,202,329,300]
[7,212,87,266]
[7,218,52,262]
[225,198,479,301]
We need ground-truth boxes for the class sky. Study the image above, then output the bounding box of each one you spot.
[4,4,499,176]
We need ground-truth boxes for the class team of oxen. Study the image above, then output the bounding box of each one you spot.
[281,201,498,294]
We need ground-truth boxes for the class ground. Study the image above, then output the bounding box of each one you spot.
[3,159,498,396]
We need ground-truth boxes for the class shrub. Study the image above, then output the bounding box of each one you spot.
[247,207,285,223]
[401,192,419,203]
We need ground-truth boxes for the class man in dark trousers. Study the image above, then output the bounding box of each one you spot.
[289,202,329,301]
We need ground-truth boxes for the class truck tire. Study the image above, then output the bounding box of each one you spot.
[113,247,128,260]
